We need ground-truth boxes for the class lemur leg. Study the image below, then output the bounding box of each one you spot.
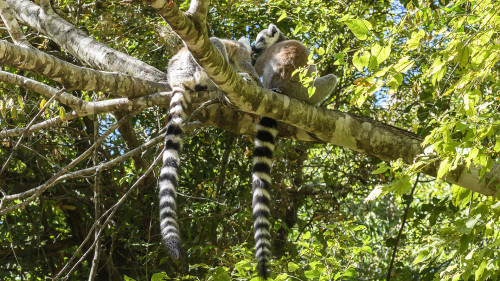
[309,74,337,105]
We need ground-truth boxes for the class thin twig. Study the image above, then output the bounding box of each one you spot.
[386,173,420,281]
[88,113,101,281]
[1,131,164,203]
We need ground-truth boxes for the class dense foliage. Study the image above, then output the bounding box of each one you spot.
[0,0,498,280]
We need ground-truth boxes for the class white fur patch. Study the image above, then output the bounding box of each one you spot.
[252,173,272,183]
[253,186,271,200]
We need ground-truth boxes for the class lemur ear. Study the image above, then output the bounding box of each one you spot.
[268,24,278,36]
[238,37,251,53]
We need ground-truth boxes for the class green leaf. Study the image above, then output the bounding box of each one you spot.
[437,158,451,179]
[17,95,24,110]
[372,164,389,174]
[475,260,486,280]
[124,276,137,281]
[343,267,356,277]
[371,44,391,65]
[277,11,287,22]
[59,106,67,121]
[457,46,471,68]
[288,262,300,272]
[345,19,372,40]
[406,29,425,50]
[465,214,481,229]
[352,51,370,72]
[494,139,500,153]
[413,251,428,264]
[304,269,322,279]
[151,272,168,281]
[212,267,231,281]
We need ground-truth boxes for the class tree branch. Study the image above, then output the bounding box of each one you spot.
[7,0,167,82]
[0,40,169,97]
[0,0,32,48]
[53,147,164,280]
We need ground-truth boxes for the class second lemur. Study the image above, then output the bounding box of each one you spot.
[250,24,338,279]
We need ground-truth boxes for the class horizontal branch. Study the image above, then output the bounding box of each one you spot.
[0,40,169,97]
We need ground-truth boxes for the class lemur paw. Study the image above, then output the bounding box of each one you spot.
[238,72,253,84]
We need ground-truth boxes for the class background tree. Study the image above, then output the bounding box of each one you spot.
[0,0,498,280]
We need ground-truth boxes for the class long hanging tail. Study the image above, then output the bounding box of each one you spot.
[252,116,278,279]
[159,86,189,259]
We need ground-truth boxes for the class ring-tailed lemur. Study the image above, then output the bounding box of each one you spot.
[250,24,338,279]
[160,36,260,259]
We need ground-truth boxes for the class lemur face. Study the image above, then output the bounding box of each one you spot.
[252,24,280,53]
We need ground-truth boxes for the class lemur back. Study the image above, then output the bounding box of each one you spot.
[160,37,258,260]
[250,24,338,279]
[253,24,337,105]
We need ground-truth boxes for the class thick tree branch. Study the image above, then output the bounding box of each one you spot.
[186,0,210,20]
[0,91,169,138]
[7,0,167,83]
[151,0,499,196]
[0,40,169,97]
[0,0,32,48]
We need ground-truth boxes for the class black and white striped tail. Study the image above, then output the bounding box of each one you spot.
[252,116,278,279]
[159,86,189,259]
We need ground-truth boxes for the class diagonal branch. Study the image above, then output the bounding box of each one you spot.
[186,0,210,20]
[0,0,32,48]
[7,0,167,82]
[0,88,64,177]
[150,0,499,196]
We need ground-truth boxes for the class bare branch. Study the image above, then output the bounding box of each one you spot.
[7,0,167,82]
[0,40,169,97]
[0,0,32,48]
[0,92,172,138]
[0,70,86,112]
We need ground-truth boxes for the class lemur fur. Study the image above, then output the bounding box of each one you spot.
[250,24,338,279]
